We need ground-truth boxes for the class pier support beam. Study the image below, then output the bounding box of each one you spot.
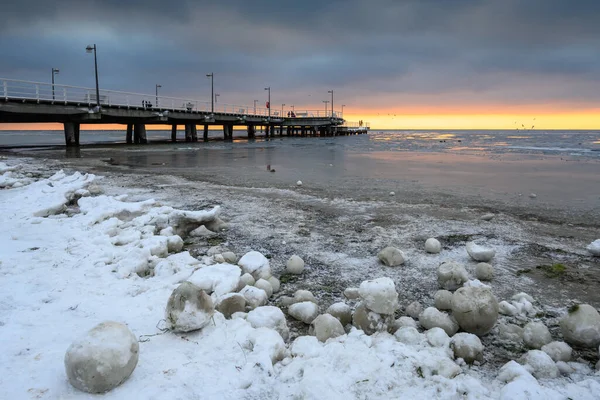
[134,124,147,144]
[247,125,255,139]
[64,122,79,146]
[223,124,233,141]
[185,124,193,142]
[301,126,306,137]
[265,125,270,138]
[204,124,209,142]
[279,125,284,136]
[171,124,177,142]
[191,125,198,142]
[126,124,133,144]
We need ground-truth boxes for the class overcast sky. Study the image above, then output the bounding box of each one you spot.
[1,0,600,116]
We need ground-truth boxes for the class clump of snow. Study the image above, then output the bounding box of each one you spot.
[216,293,246,318]
[377,246,405,267]
[518,350,559,379]
[560,304,600,348]
[475,262,494,281]
[222,251,238,264]
[286,254,305,274]
[392,316,418,333]
[254,278,274,297]
[498,323,524,343]
[358,277,399,315]
[405,301,422,319]
[288,301,319,324]
[310,314,345,342]
[424,238,442,254]
[267,276,280,293]
[419,307,459,336]
[292,289,318,304]
[450,332,484,364]
[296,180,303,186]
[239,285,268,309]
[64,321,139,394]
[481,213,495,221]
[165,282,215,332]
[326,302,352,326]
[434,290,454,310]
[523,321,552,349]
[187,263,241,297]
[247,306,290,341]
[238,273,256,290]
[452,286,499,336]
[437,261,469,290]
[466,242,496,262]
[238,251,272,280]
[189,225,216,238]
[499,301,518,316]
[587,239,600,256]
[541,341,572,362]
[426,327,450,348]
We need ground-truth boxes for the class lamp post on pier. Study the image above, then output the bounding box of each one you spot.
[341,104,346,118]
[85,44,100,110]
[253,99,258,114]
[206,73,214,113]
[155,84,161,108]
[51,68,59,100]
[264,87,271,120]
[281,103,285,117]
[215,93,220,103]
[323,100,329,116]
[327,89,334,117]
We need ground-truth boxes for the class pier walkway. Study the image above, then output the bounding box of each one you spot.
[0,78,369,146]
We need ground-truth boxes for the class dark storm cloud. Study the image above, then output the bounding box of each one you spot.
[1,0,599,109]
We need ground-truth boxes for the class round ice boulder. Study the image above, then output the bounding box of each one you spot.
[450,332,484,364]
[216,293,246,318]
[296,180,303,186]
[587,239,600,256]
[165,282,214,332]
[237,273,255,291]
[377,246,405,267]
[475,263,494,281]
[292,289,318,304]
[466,242,496,262]
[352,302,394,335]
[254,278,274,298]
[523,321,552,349]
[481,213,494,221]
[434,290,454,311]
[238,251,272,280]
[405,301,422,319]
[390,316,418,333]
[559,304,600,348]
[288,301,319,324]
[267,276,280,293]
[541,341,572,362]
[343,287,360,300]
[498,301,518,316]
[239,285,268,310]
[437,261,469,291]
[310,314,345,342]
[222,251,238,264]
[326,302,352,326]
[426,327,450,347]
[498,323,524,342]
[425,238,442,254]
[64,322,139,394]
[452,286,499,336]
[394,326,424,345]
[419,307,459,336]
[358,277,399,315]
[286,255,305,274]
[518,350,559,379]
[247,306,290,341]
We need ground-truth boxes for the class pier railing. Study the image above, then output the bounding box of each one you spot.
[1,78,343,119]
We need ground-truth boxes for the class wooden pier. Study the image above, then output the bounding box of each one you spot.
[0,78,368,146]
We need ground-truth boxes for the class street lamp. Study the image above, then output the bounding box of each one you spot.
[51,68,59,100]
[341,104,346,118]
[155,84,161,108]
[291,105,295,112]
[206,73,214,113]
[253,99,258,114]
[281,103,285,117]
[85,44,100,110]
[323,100,329,116]
[327,89,334,117]
[215,93,220,103]
[264,87,271,119]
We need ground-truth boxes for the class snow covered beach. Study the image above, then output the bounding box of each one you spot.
[1,156,600,399]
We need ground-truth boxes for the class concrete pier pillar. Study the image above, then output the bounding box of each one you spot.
[301,126,306,137]
[265,125,270,138]
[134,124,147,144]
[191,125,198,142]
[64,122,77,146]
[248,125,255,139]
[171,124,177,142]
[185,124,193,142]
[204,124,209,142]
[126,124,133,144]
[74,123,80,145]
[279,125,283,136]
